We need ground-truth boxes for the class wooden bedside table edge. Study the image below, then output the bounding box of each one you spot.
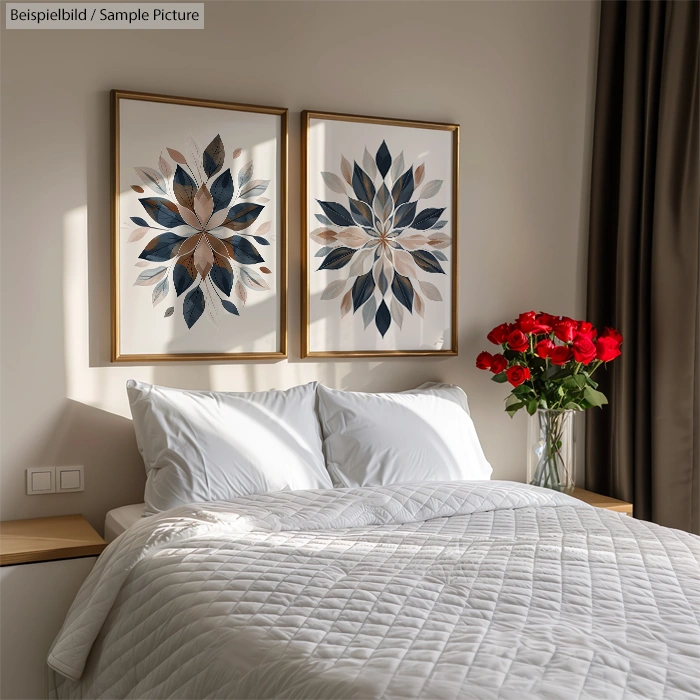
[0,514,107,566]
[0,543,107,567]
[571,488,634,516]
[602,504,634,514]
[0,544,107,567]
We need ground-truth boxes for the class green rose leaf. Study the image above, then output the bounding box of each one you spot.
[505,394,521,408]
[583,386,608,407]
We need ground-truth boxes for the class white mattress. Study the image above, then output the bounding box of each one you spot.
[50,481,700,699]
[103,503,145,543]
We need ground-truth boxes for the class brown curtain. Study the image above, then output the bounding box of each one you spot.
[586,0,700,533]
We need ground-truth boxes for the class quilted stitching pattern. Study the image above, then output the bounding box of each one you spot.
[48,481,700,699]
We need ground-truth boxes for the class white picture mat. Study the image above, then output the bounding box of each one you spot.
[117,98,282,356]
[307,117,454,353]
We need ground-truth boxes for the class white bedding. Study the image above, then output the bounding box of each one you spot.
[49,481,700,699]
[104,503,145,543]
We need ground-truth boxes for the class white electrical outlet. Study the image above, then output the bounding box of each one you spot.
[26,467,56,495]
[56,466,84,493]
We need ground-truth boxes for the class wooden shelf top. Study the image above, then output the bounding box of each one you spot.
[0,514,106,566]
[571,488,633,515]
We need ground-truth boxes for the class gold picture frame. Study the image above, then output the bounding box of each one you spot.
[301,110,459,358]
[112,89,288,362]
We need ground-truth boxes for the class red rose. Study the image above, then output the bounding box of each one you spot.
[572,334,597,364]
[550,345,573,365]
[476,351,493,370]
[596,336,622,362]
[490,354,508,374]
[553,318,578,343]
[576,321,598,341]
[602,327,623,344]
[535,338,555,359]
[516,311,535,330]
[507,329,529,352]
[516,311,549,334]
[536,312,559,329]
[487,323,510,345]
[506,365,531,387]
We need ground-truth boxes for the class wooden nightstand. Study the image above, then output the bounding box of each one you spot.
[571,488,633,516]
[0,515,106,699]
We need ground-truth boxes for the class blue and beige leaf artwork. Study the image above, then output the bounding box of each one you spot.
[127,135,272,329]
[312,140,450,338]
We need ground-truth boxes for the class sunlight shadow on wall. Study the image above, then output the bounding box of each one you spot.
[64,204,155,417]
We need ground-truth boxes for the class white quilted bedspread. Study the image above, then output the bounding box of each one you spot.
[49,481,700,699]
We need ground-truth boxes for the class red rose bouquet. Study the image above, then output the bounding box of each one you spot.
[476,312,623,492]
[476,311,623,417]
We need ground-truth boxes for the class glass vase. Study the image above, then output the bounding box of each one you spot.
[527,409,575,493]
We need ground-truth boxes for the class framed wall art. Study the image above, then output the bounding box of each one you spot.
[301,110,458,358]
[112,90,287,362]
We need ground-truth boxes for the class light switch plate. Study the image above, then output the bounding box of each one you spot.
[56,466,84,493]
[26,467,55,495]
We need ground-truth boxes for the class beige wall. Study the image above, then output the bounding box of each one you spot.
[0,1,599,533]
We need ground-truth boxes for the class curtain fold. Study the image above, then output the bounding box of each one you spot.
[586,0,700,533]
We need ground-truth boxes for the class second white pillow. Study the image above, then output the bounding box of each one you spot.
[317,383,492,488]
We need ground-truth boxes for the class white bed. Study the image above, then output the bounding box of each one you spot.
[50,481,700,699]
[104,503,145,542]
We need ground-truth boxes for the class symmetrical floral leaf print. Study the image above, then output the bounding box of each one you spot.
[127,135,272,329]
[312,140,450,337]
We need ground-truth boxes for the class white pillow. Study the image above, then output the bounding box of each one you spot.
[405,382,471,414]
[127,380,332,515]
[317,383,492,488]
